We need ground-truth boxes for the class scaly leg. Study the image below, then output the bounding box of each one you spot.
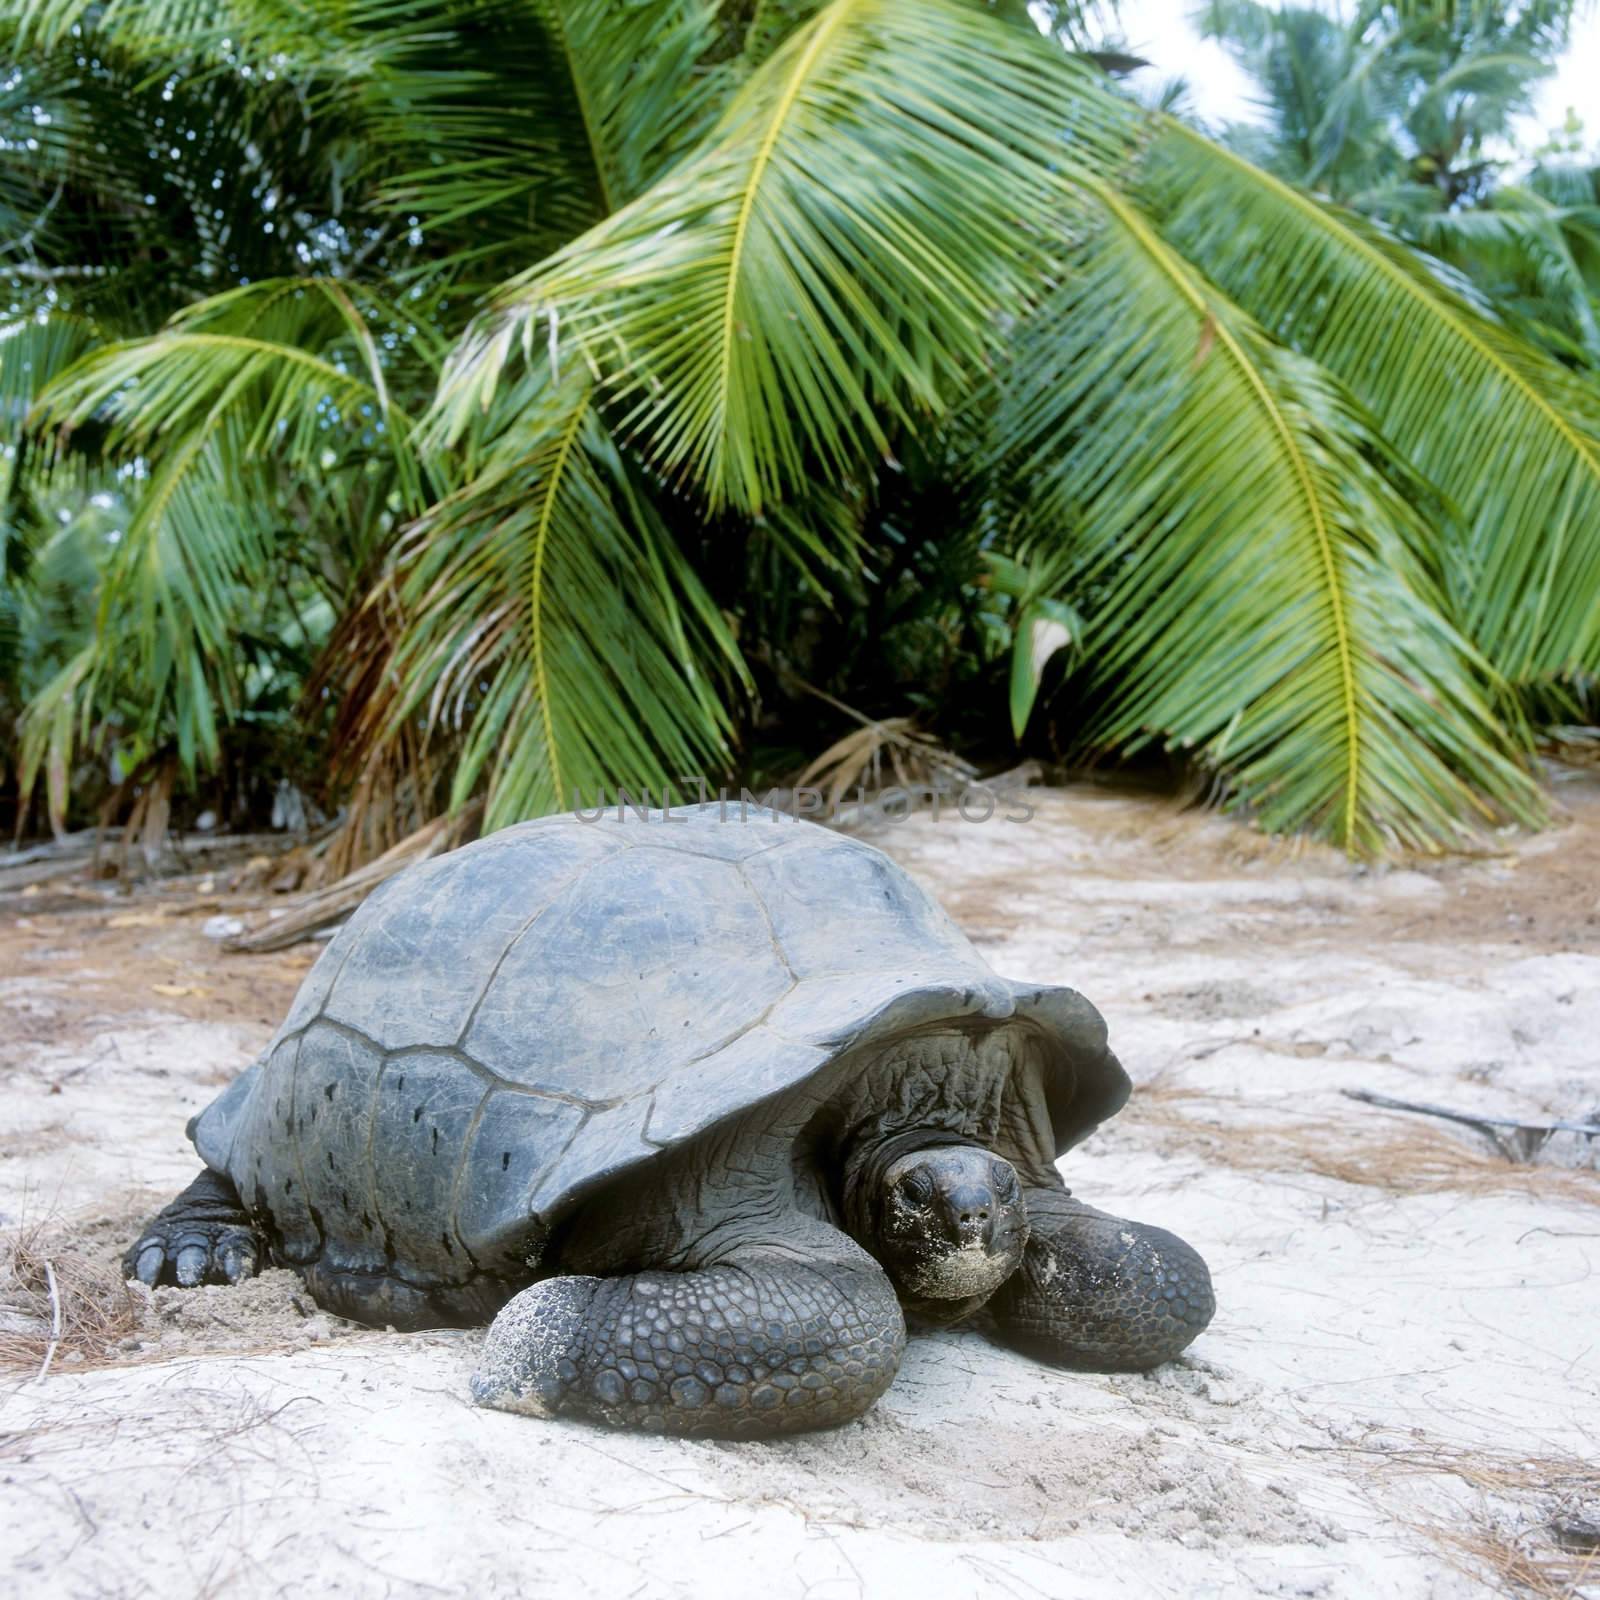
[989,1183,1213,1370]
[472,1218,905,1438]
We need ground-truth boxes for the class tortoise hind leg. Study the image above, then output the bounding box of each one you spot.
[124,1170,266,1288]
[988,1184,1214,1371]
[471,1217,905,1438]
[300,1261,510,1331]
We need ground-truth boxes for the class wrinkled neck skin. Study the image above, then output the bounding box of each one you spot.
[558,1021,1052,1308]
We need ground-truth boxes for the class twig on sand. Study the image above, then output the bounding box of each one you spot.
[1129,1083,1600,1206]
[34,1260,62,1383]
[1342,1089,1600,1165]
[0,1211,142,1374]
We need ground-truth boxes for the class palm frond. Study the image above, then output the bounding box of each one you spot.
[14,443,287,804]
[1,313,100,446]
[16,279,433,803]
[430,0,1139,512]
[11,0,726,284]
[104,445,275,766]
[365,0,717,281]
[1,15,424,332]
[17,645,94,836]
[718,0,831,69]
[995,183,1543,852]
[1414,186,1600,364]
[376,0,727,285]
[540,0,726,213]
[361,370,748,826]
[32,278,429,503]
[12,0,428,66]
[1144,121,1600,684]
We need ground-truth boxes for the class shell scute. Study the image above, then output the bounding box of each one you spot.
[321,823,621,1052]
[460,847,793,1100]
[370,1051,488,1280]
[456,1091,586,1268]
[233,1035,322,1263]
[739,835,975,976]
[292,1022,386,1273]
[645,1027,831,1147]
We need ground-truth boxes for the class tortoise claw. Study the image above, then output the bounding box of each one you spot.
[218,1238,257,1284]
[122,1193,267,1290]
[174,1243,209,1287]
[134,1242,165,1287]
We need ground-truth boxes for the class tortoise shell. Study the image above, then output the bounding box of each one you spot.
[190,807,1129,1305]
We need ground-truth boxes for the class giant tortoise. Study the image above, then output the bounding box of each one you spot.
[127,805,1213,1437]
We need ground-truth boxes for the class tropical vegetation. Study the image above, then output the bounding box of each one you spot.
[2,0,1597,861]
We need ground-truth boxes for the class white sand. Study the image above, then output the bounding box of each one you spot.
[3,778,1598,1598]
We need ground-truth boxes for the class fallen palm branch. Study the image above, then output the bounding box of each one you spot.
[796,715,958,810]
[1541,726,1600,770]
[1129,1084,1600,1207]
[1342,1089,1600,1165]
[313,724,455,883]
[221,801,483,953]
[0,827,298,894]
[792,678,978,804]
[779,675,1043,827]
[0,830,104,893]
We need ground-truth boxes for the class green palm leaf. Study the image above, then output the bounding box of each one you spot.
[15,444,283,794]
[33,278,429,502]
[1,314,100,431]
[1415,184,1600,364]
[372,0,725,275]
[20,279,432,784]
[431,0,1139,512]
[1143,121,1600,684]
[371,370,747,825]
[996,183,1543,852]
[17,646,94,836]
[536,0,724,214]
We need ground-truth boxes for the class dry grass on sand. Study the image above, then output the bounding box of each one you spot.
[0,1208,140,1378]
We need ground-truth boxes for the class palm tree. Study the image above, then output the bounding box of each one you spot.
[1196,0,1573,212]
[4,0,1597,857]
[1416,160,1600,368]
[1197,0,1600,374]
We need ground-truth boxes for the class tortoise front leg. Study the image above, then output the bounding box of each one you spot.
[471,1220,905,1438]
[988,1183,1214,1371]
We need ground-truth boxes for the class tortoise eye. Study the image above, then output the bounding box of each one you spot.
[991,1162,1020,1200]
[899,1168,935,1205]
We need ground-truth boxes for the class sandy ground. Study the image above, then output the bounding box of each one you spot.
[3,776,1598,1599]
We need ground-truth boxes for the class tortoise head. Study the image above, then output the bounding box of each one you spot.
[862,1143,1029,1305]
